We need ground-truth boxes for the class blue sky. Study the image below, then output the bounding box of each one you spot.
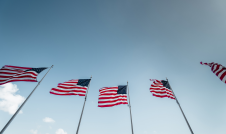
[0,0,226,134]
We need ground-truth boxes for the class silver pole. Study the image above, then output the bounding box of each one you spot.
[166,78,194,134]
[0,65,54,134]
[76,76,92,134]
[127,81,134,134]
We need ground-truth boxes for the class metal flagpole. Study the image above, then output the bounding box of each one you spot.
[127,81,134,134]
[166,78,194,134]
[0,65,54,134]
[76,76,92,134]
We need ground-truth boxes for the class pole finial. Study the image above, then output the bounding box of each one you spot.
[90,75,92,79]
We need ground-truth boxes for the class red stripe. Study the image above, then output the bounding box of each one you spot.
[98,99,127,104]
[211,64,215,71]
[212,64,220,73]
[50,92,85,96]
[0,80,37,85]
[98,102,128,107]
[216,67,224,76]
[219,70,226,81]
[57,85,87,89]
[98,96,122,99]
[202,62,226,84]
[61,82,78,85]
[150,90,173,95]
[0,76,37,82]
[0,71,37,76]
[99,93,118,96]
[100,89,118,92]
[152,94,175,99]
[0,72,22,75]
[51,88,86,93]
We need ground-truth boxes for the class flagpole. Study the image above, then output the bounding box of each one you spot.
[127,81,134,134]
[166,78,194,134]
[76,76,92,134]
[0,65,54,134]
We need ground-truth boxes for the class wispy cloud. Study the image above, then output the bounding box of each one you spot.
[43,117,55,123]
[30,129,38,134]
[56,129,67,134]
[0,83,25,114]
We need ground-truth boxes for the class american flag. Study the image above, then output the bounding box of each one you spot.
[201,62,226,84]
[150,80,175,99]
[50,79,91,96]
[0,65,47,85]
[98,85,128,107]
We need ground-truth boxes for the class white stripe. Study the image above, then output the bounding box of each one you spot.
[0,77,36,80]
[58,85,86,88]
[0,73,22,77]
[152,92,174,98]
[100,92,117,95]
[150,86,164,89]
[98,94,127,98]
[50,90,86,95]
[217,69,226,79]
[52,87,87,91]
[214,66,223,75]
[62,81,78,84]
[0,70,22,73]
[3,66,28,70]
[99,87,118,91]
[0,72,37,77]
[98,101,128,106]
[0,68,27,71]
[0,78,36,84]
[0,77,36,82]
[99,97,127,102]
[212,64,218,72]
[222,74,226,83]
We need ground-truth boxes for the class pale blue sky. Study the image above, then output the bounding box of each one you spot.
[0,0,226,134]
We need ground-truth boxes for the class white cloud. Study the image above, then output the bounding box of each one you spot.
[56,129,67,134]
[43,117,55,123]
[30,129,38,134]
[0,83,25,114]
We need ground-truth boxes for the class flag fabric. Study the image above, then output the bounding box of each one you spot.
[201,62,226,84]
[50,79,91,96]
[98,85,128,107]
[0,65,47,85]
[150,80,175,99]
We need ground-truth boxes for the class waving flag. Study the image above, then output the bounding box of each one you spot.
[98,85,128,107]
[201,62,226,84]
[150,80,175,99]
[0,65,47,85]
[50,79,91,96]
